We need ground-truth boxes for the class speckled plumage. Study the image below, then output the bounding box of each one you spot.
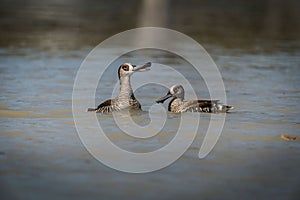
[87,62,151,113]
[157,85,234,113]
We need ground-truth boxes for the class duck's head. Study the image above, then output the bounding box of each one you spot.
[156,84,185,103]
[118,62,151,79]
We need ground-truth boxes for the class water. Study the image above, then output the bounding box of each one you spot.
[1,42,299,199]
[1,1,300,200]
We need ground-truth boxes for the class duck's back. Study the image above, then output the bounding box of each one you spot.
[182,100,233,113]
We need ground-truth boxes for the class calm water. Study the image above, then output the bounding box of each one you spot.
[1,43,299,199]
[1,0,300,200]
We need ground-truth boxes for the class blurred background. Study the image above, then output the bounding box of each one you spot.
[0,0,299,50]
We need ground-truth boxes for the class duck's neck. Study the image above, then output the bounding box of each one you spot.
[118,76,133,99]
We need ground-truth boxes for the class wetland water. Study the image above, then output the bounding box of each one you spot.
[1,0,300,199]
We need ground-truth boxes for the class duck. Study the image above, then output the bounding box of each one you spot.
[156,84,234,113]
[87,62,151,113]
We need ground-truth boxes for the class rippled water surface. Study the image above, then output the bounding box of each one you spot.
[1,1,300,200]
[1,43,299,199]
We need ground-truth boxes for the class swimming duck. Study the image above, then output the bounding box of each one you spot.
[156,84,234,113]
[88,62,151,113]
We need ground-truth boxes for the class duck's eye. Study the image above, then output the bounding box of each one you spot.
[122,65,129,71]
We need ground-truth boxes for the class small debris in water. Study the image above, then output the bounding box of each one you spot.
[281,134,297,141]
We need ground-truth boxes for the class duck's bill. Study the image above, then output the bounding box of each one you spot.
[156,93,172,103]
[133,62,151,72]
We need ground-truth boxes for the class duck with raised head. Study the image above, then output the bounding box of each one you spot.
[156,84,234,113]
[87,62,151,113]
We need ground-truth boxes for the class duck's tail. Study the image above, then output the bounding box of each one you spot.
[87,108,96,112]
[224,105,234,112]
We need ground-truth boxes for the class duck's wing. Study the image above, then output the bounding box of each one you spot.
[87,99,118,113]
[184,100,234,113]
[129,98,142,110]
[183,100,220,113]
[129,94,142,110]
